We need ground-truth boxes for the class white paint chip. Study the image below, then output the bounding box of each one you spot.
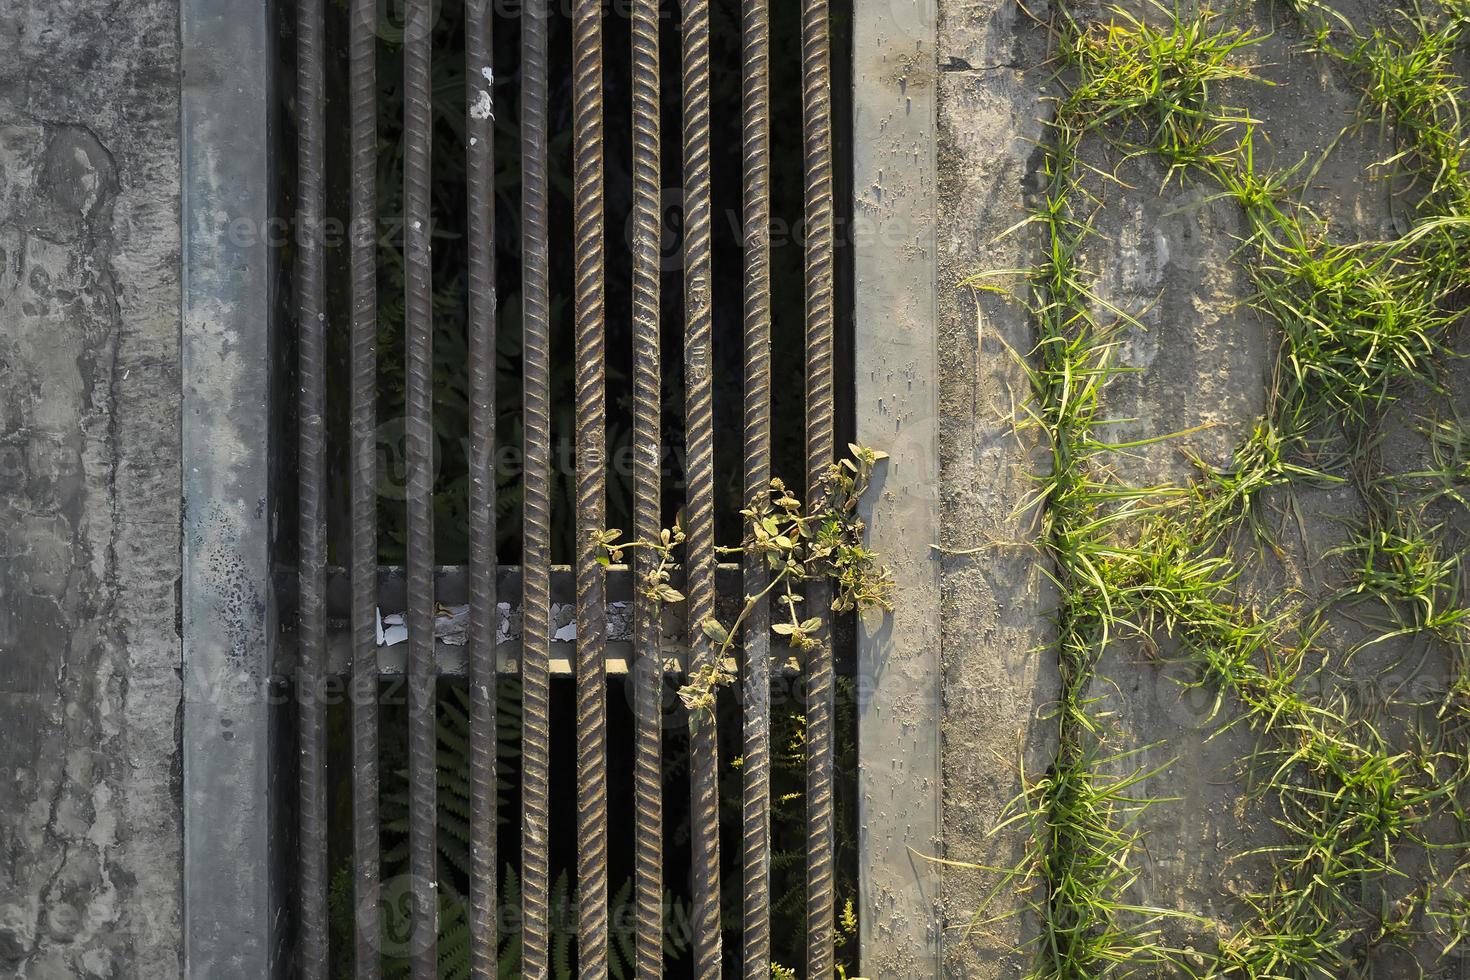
[470,89,494,121]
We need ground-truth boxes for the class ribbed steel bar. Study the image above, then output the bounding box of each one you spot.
[681,0,722,974]
[296,0,329,971]
[629,0,664,973]
[572,0,610,973]
[349,0,381,973]
[801,0,836,973]
[520,0,553,973]
[466,1,498,975]
[739,0,772,974]
[404,0,438,974]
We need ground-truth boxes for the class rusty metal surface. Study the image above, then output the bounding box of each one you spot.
[520,0,554,972]
[465,0,498,974]
[349,0,382,973]
[801,0,836,973]
[264,1,880,973]
[573,0,610,972]
[740,0,773,975]
[680,0,723,973]
[630,0,665,973]
[296,0,330,971]
[403,0,439,974]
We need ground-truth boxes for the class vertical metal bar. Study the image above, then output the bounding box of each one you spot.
[466,1,498,975]
[630,0,665,973]
[404,0,438,974]
[349,0,382,973]
[296,0,330,971]
[801,0,836,973]
[573,0,610,973]
[681,0,722,974]
[521,0,554,973]
[739,0,772,974]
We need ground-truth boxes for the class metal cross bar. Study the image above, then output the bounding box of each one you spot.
[280,564,755,675]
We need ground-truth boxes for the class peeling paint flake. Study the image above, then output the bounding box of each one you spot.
[470,89,494,121]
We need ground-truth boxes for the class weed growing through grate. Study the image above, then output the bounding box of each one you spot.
[325,442,886,976]
[596,444,893,727]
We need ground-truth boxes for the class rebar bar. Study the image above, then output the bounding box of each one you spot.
[630,0,665,972]
[573,0,610,973]
[296,0,329,971]
[404,0,438,974]
[740,0,772,974]
[349,0,381,973]
[801,0,836,972]
[466,1,498,974]
[521,0,553,973]
[681,0,722,973]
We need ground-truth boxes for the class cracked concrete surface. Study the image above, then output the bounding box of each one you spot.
[0,2,182,977]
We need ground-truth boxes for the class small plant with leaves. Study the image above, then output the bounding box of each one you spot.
[596,445,893,727]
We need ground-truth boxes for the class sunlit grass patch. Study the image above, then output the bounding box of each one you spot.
[972,1,1470,976]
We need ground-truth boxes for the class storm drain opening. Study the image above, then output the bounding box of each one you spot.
[278,0,857,975]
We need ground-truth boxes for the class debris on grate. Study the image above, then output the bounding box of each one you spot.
[376,601,634,646]
[375,604,468,646]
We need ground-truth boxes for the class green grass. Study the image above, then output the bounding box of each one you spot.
[956,1,1470,976]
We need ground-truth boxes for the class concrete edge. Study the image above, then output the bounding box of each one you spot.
[180,0,281,974]
[852,0,942,975]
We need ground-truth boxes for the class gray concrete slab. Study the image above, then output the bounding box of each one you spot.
[0,1,183,976]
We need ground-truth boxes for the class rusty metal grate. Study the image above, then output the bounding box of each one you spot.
[289,0,842,975]
[181,0,940,973]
